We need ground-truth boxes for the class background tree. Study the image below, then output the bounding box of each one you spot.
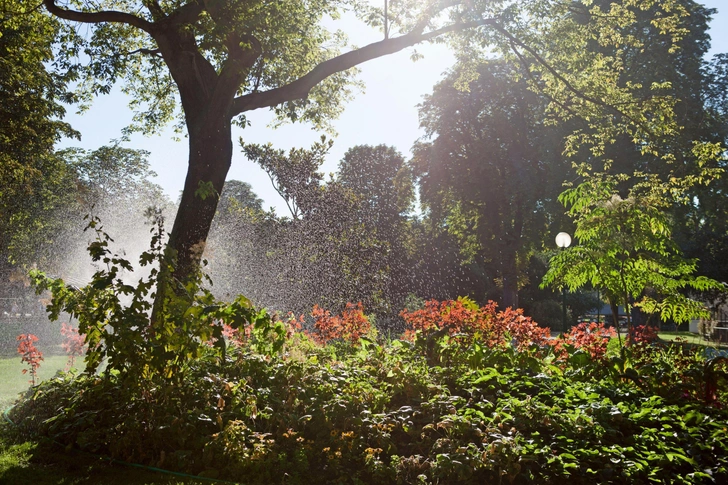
[216,180,264,216]
[337,145,416,314]
[0,1,76,271]
[206,180,266,302]
[30,145,173,285]
[671,51,728,302]
[240,141,403,315]
[413,60,566,309]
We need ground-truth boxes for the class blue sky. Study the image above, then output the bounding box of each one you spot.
[60,1,728,215]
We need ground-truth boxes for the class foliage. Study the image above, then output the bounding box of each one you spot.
[33,0,518,288]
[215,180,264,220]
[556,322,616,362]
[542,176,724,331]
[30,215,284,381]
[311,302,370,345]
[0,0,78,273]
[629,325,660,347]
[235,141,418,316]
[400,297,551,351]
[414,60,564,309]
[9,325,728,484]
[2,142,172,298]
[16,334,43,386]
[59,144,163,206]
[60,323,87,370]
[338,145,414,226]
[242,137,332,220]
[25,0,714,309]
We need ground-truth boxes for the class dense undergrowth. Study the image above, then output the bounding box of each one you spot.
[9,223,728,484]
[9,326,728,484]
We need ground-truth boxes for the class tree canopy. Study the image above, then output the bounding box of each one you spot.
[414,60,566,309]
[24,0,705,292]
[0,2,77,269]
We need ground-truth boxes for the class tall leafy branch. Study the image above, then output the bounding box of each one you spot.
[542,174,724,339]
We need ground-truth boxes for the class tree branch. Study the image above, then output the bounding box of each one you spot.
[230,18,498,117]
[163,0,203,26]
[494,24,642,126]
[508,39,579,120]
[209,35,263,120]
[126,47,163,58]
[143,0,166,22]
[43,0,155,34]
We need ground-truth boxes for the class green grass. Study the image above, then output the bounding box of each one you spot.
[0,423,210,484]
[658,330,728,349]
[0,355,69,407]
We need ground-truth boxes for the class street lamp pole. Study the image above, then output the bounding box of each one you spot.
[555,232,572,335]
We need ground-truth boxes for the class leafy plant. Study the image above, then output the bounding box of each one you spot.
[11,328,728,484]
[400,297,550,350]
[16,333,43,385]
[60,322,87,370]
[556,322,616,361]
[543,176,724,339]
[628,324,659,346]
[311,302,371,344]
[31,214,279,382]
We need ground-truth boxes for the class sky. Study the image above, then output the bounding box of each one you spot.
[59,1,728,216]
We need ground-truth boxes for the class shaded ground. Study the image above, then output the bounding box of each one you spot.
[0,423,210,485]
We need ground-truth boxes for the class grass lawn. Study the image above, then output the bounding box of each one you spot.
[658,330,728,349]
[0,355,69,408]
[0,423,210,485]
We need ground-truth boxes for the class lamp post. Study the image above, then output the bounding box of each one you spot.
[555,232,571,335]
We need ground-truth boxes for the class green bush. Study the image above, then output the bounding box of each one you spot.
[12,224,728,483]
[9,332,728,484]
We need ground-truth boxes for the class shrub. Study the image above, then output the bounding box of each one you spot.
[400,298,550,350]
[628,324,659,345]
[16,333,43,385]
[10,334,728,484]
[311,302,370,344]
[556,322,616,361]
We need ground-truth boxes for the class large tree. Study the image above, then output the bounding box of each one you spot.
[31,0,696,291]
[672,51,728,291]
[413,60,565,309]
[35,0,502,284]
[337,145,415,312]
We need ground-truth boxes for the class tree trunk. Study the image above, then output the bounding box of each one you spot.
[167,119,233,283]
[610,299,623,347]
[502,272,518,310]
[501,248,519,310]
